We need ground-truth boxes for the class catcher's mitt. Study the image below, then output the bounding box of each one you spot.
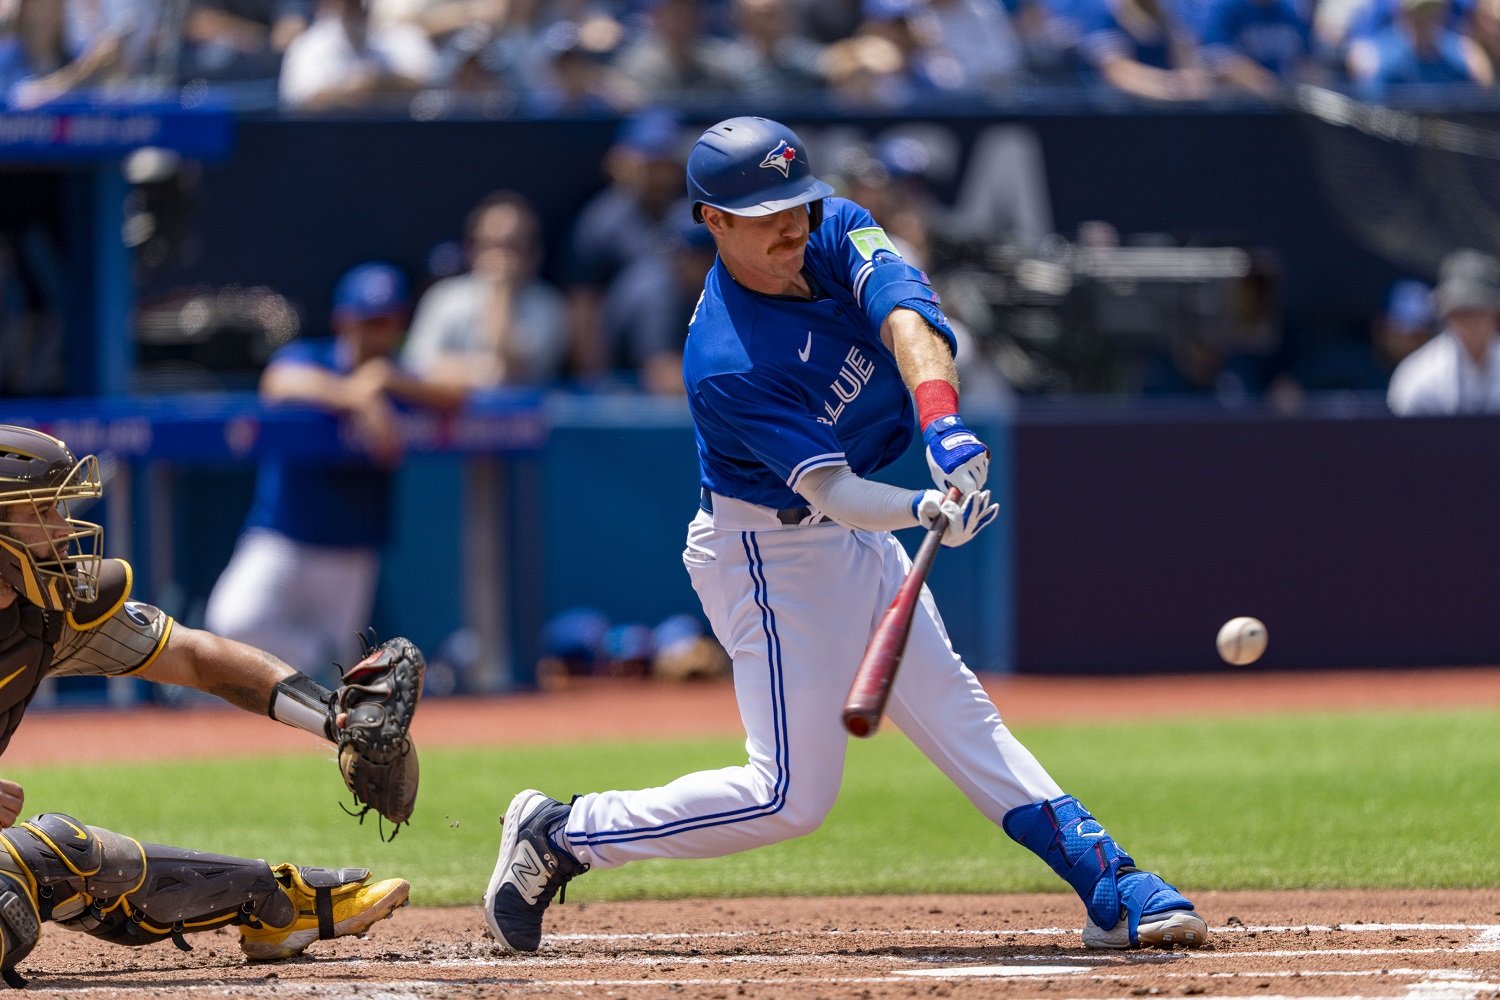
[334,635,425,838]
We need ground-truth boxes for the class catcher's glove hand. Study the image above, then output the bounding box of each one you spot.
[334,635,425,838]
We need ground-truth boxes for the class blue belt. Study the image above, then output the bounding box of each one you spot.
[699,488,813,526]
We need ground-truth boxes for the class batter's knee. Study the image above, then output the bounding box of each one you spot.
[757,788,837,843]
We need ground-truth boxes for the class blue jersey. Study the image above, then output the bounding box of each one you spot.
[244,338,393,548]
[683,198,956,510]
[1199,0,1311,75]
[1078,0,1176,72]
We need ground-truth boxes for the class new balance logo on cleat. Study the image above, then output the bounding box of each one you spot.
[508,842,549,906]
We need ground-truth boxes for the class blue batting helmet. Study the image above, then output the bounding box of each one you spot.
[686,117,834,226]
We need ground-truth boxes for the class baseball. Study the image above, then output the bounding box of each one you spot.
[1216,616,1267,665]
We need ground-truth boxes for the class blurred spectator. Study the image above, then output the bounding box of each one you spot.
[820,31,911,105]
[1388,249,1500,414]
[10,0,161,107]
[1289,280,1436,392]
[853,0,940,97]
[600,221,717,394]
[564,108,692,382]
[1138,333,1258,399]
[1197,0,1317,97]
[278,0,436,110]
[797,0,864,42]
[0,0,65,98]
[522,14,639,114]
[611,0,747,101]
[1346,0,1493,97]
[203,262,457,684]
[400,190,568,389]
[1077,0,1212,100]
[831,138,935,264]
[1016,0,1089,80]
[370,0,506,41]
[1469,0,1500,69]
[1375,278,1438,368]
[178,0,312,83]
[708,0,826,97]
[1343,0,1476,46]
[911,0,1025,93]
[0,225,65,397]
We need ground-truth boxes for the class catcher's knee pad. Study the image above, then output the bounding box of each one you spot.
[1002,795,1133,930]
[0,814,293,949]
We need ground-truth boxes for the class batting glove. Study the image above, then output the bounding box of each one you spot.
[923,415,989,494]
[913,489,1000,548]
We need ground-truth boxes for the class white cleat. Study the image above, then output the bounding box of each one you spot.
[1084,907,1208,950]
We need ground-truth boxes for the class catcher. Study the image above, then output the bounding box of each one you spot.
[0,424,424,986]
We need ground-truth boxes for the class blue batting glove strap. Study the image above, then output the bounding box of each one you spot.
[923,415,989,492]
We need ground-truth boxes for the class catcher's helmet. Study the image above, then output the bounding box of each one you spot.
[0,425,103,612]
[687,117,834,226]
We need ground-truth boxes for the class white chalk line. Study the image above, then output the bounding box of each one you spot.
[548,922,1500,944]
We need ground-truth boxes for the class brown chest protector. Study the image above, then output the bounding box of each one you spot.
[0,601,59,759]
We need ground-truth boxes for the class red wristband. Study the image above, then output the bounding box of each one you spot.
[914,380,959,430]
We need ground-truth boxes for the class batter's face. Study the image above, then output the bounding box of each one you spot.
[703,205,811,297]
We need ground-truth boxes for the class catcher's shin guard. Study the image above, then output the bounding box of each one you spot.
[0,872,40,987]
[0,814,294,950]
[1002,795,1134,932]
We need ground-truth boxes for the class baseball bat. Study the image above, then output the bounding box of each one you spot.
[842,486,962,738]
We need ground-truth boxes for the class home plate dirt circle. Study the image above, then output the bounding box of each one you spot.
[13,889,1500,998]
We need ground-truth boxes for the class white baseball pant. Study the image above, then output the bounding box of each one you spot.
[563,504,1063,869]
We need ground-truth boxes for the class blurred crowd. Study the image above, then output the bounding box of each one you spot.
[3,0,1500,112]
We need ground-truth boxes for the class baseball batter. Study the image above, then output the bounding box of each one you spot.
[486,118,1208,953]
[0,425,422,986]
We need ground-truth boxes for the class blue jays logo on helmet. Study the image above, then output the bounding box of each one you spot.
[759,140,797,178]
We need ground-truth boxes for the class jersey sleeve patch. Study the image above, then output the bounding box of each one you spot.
[846,226,898,261]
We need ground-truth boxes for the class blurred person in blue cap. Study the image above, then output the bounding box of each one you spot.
[536,607,610,689]
[1291,278,1436,394]
[205,261,459,685]
[1376,279,1436,367]
[565,107,694,382]
[650,613,730,682]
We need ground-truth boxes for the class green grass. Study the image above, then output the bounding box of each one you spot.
[11,709,1497,906]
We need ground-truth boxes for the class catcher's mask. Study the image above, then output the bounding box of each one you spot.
[686,116,834,229]
[0,425,103,612]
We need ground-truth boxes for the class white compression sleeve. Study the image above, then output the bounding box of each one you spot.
[797,464,925,532]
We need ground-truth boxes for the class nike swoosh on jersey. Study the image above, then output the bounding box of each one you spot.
[0,665,27,691]
[798,331,812,362]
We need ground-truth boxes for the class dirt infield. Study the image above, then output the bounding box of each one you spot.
[8,668,1500,998]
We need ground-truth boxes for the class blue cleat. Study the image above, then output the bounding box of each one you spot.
[1082,869,1207,949]
[483,789,588,952]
